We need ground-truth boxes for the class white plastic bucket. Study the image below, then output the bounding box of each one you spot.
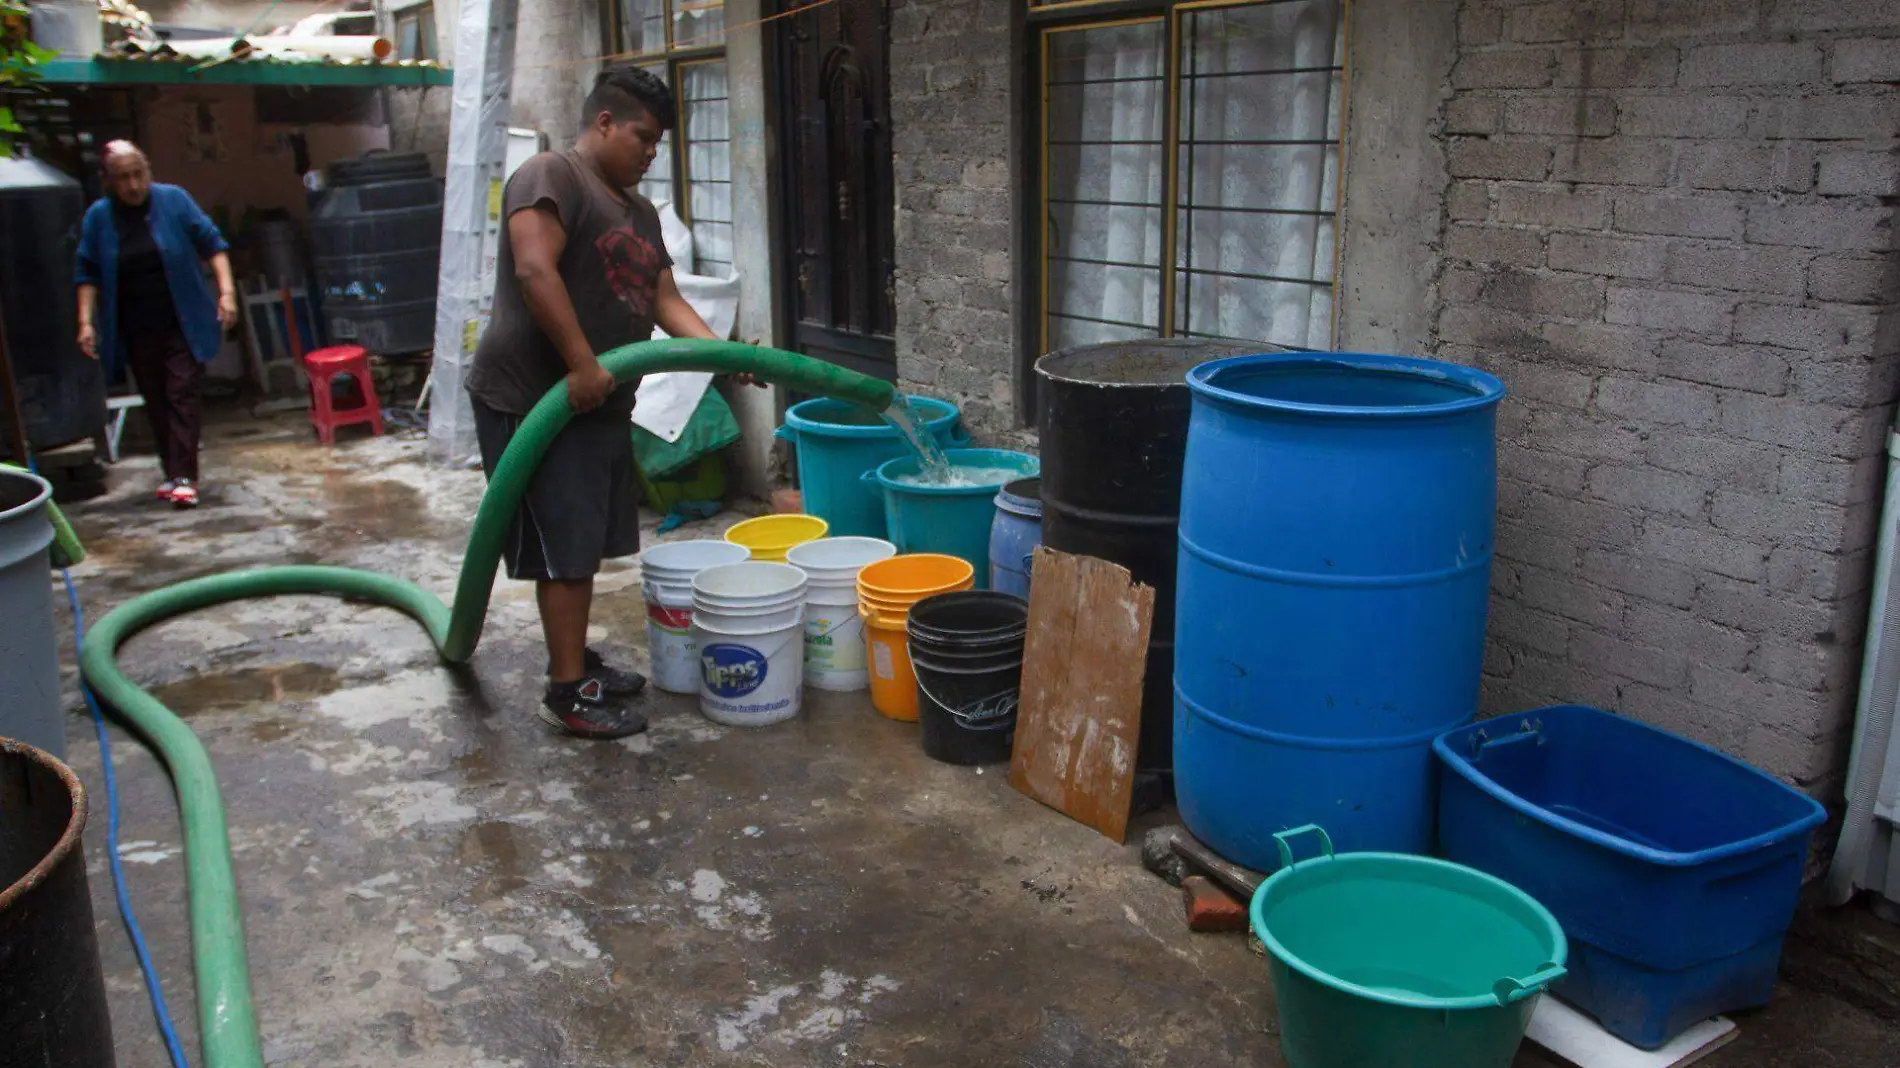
[642,539,750,585]
[787,537,897,691]
[641,581,698,694]
[639,540,751,694]
[691,562,808,727]
[691,618,803,727]
[691,561,810,633]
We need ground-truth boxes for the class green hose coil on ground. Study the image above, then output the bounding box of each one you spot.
[77,340,896,1068]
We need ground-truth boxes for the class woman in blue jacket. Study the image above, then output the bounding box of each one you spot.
[75,140,236,508]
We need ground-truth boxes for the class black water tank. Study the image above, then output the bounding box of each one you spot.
[1036,338,1285,775]
[311,152,442,354]
[0,155,105,455]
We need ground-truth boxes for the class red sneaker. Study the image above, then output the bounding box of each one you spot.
[169,479,199,508]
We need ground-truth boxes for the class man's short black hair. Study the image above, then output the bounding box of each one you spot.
[582,63,676,132]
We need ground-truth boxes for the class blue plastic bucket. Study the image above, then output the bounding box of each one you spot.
[865,449,1041,589]
[775,397,969,539]
[988,478,1042,598]
[1174,353,1506,871]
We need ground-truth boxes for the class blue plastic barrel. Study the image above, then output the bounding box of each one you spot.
[774,397,969,539]
[1174,353,1505,871]
[988,478,1042,598]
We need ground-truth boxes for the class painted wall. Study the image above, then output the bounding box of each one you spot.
[138,85,388,227]
[508,0,600,141]
[139,0,343,35]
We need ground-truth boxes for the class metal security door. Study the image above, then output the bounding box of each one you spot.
[775,0,896,379]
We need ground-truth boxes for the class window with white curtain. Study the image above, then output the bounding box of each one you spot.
[1037,0,1345,355]
[603,0,733,278]
[681,60,734,277]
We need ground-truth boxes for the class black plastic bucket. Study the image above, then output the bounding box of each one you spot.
[1,738,116,1068]
[907,592,1029,766]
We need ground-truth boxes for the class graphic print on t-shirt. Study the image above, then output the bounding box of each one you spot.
[596,225,666,327]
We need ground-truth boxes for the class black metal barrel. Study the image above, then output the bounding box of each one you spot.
[1036,339,1281,773]
[1,738,116,1068]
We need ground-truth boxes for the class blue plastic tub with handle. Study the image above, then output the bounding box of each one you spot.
[865,449,1040,589]
[775,397,969,539]
[1433,705,1827,1049]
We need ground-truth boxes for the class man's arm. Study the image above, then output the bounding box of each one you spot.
[654,268,719,340]
[655,269,764,386]
[510,205,616,413]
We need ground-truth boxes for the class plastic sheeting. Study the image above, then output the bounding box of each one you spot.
[428,0,519,465]
[632,200,742,444]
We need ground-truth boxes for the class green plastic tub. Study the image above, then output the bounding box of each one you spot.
[1249,826,1567,1068]
[862,448,1040,589]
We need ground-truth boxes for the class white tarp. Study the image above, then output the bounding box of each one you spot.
[631,200,742,444]
[427,0,518,465]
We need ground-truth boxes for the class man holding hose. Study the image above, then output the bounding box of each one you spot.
[466,63,726,740]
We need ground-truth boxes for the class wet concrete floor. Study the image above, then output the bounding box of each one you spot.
[48,412,1900,1067]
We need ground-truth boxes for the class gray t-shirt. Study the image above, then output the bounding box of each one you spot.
[466,149,673,416]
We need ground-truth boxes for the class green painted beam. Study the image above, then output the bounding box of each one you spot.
[36,56,453,88]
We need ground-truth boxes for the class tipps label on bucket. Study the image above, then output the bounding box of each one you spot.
[696,636,801,725]
[702,642,769,697]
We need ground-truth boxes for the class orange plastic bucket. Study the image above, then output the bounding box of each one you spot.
[857,554,974,721]
[862,610,921,721]
[857,554,975,599]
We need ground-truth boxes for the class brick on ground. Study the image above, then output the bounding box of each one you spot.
[1182,876,1249,933]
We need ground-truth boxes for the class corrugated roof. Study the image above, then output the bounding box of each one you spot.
[37,53,452,88]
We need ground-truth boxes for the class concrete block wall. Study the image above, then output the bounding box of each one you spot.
[1441,0,1900,792]
[888,0,1030,446]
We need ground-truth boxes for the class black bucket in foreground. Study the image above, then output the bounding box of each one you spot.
[908,592,1029,766]
[1,738,116,1068]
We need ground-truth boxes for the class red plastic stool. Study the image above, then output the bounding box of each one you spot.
[303,345,385,444]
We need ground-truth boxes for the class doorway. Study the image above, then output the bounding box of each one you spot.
[774,0,896,380]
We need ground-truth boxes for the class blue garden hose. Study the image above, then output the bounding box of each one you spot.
[63,568,193,1068]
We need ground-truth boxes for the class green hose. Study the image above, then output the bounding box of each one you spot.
[77,339,895,1068]
[2,462,87,566]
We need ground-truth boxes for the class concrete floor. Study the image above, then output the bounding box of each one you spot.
[47,411,1900,1067]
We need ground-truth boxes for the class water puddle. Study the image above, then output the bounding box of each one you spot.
[149,661,344,714]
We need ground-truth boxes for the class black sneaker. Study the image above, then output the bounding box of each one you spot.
[582,647,648,698]
[538,678,649,740]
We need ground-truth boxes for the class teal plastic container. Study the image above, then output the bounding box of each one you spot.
[1250,826,1567,1068]
[864,449,1041,589]
[775,397,968,539]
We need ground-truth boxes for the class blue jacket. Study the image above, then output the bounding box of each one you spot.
[74,183,230,378]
